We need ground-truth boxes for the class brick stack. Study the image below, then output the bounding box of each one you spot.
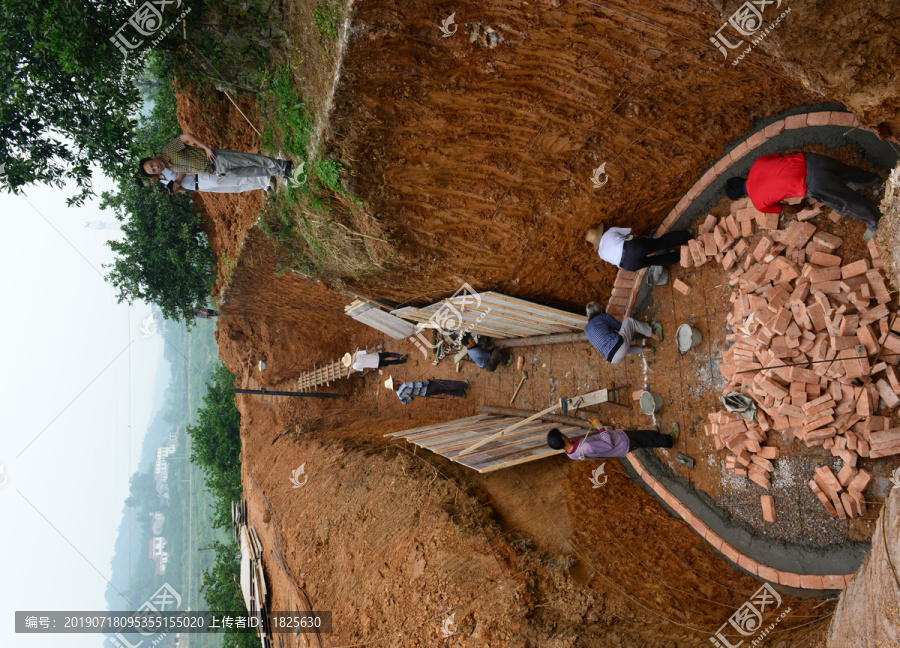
[710,411,779,489]
[684,198,897,519]
[808,465,872,519]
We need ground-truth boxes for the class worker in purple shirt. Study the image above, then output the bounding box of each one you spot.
[547,424,677,458]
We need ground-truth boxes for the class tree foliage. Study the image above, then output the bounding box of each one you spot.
[103,181,215,324]
[201,541,259,648]
[0,0,143,204]
[102,51,215,323]
[186,363,242,529]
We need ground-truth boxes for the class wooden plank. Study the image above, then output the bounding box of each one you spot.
[457,403,561,456]
[466,426,584,472]
[439,420,554,455]
[405,418,509,445]
[354,308,418,339]
[478,292,587,326]
[348,301,418,339]
[448,300,576,332]
[446,304,569,335]
[397,416,500,442]
[384,414,490,437]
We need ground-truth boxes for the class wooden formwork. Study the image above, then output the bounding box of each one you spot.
[345,298,419,340]
[391,291,587,340]
[296,360,352,391]
[385,414,584,472]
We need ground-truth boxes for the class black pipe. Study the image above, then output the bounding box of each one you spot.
[234,388,345,399]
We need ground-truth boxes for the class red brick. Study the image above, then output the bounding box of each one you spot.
[784,113,809,130]
[841,259,870,279]
[729,141,750,163]
[821,574,847,590]
[813,231,843,249]
[807,112,832,127]
[714,156,732,175]
[780,571,802,588]
[719,542,741,564]
[876,379,900,409]
[847,469,872,493]
[673,279,691,295]
[800,574,825,590]
[837,464,858,488]
[757,564,781,584]
[867,237,882,260]
[704,528,725,551]
[737,553,759,574]
[809,253,842,268]
[760,495,777,522]
[763,120,786,138]
[841,492,859,518]
[827,111,859,128]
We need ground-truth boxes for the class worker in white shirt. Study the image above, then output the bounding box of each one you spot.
[342,350,407,373]
[585,225,692,271]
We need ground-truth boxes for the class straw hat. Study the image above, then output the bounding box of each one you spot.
[341,352,353,368]
[384,376,394,390]
[585,225,605,251]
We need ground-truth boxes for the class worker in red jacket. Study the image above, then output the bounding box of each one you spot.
[725,152,882,237]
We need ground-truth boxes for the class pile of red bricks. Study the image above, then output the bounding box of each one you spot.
[681,198,896,520]
[809,464,872,520]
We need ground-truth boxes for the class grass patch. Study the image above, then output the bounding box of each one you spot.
[259,68,315,158]
[255,64,389,281]
[258,190,381,279]
[313,0,342,40]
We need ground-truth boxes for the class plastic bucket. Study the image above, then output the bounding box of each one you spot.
[639,391,663,415]
[676,324,703,354]
[646,266,669,286]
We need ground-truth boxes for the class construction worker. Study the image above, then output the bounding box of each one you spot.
[585,224,692,271]
[725,152,882,238]
[389,378,469,404]
[139,132,292,186]
[583,301,662,363]
[546,421,678,459]
[461,333,513,371]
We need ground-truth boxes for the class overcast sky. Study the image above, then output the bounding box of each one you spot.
[0,172,168,647]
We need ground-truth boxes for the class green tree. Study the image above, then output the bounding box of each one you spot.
[102,49,216,325]
[103,180,215,325]
[186,363,242,528]
[0,0,143,204]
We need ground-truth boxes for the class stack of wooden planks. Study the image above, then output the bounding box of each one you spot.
[239,523,273,648]
[684,198,896,520]
[232,500,248,543]
[345,298,419,340]
[391,291,587,340]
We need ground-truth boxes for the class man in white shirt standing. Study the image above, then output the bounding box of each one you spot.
[342,350,407,374]
[585,225,692,272]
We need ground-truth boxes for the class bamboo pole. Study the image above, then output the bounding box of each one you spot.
[477,405,593,430]
[498,332,588,347]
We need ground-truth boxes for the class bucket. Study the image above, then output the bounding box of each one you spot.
[639,391,663,415]
[646,265,669,286]
[676,324,703,354]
